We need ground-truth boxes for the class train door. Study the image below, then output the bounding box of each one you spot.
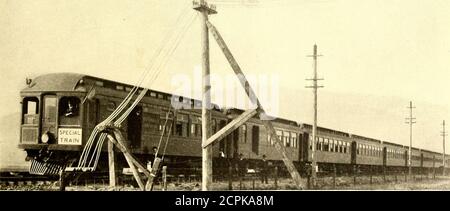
[420,153,424,168]
[404,150,408,166]
[127,106,142,149]
[41,95,57,143]
[351,141,357,165]
[301,132,309,161]
[252,126,259,155]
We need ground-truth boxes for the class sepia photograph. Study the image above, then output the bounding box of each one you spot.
[1,0,450,196]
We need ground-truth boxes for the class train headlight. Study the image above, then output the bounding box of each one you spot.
[41,133,49,144]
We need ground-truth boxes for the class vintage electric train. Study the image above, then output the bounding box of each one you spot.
[19,73,450,177]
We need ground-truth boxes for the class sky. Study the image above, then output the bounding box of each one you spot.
[1,0,450,167]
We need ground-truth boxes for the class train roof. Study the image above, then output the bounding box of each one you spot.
[21,73,448,156]
[350,134,381,144]
[21,73,223,110]
[21,73,86,93]
[301,124,350,137]
[226,108,299,126]
[382,141,404,148]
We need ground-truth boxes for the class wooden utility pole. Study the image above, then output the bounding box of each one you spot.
[193,0,216,191]
[441,120,447,176]
[108,140,116,188]
[405,101,416,178]
[206,21,305,188]
[306,44,323,187]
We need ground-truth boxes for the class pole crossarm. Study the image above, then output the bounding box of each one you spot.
[203,109,258,148]
[206,20,305,189]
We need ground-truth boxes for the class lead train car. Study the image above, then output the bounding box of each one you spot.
[19,73,450,177]
[19,73,231,175]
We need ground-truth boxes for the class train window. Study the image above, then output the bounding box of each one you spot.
[277,130,284,146]
[286,132,291,147]
[241,124,247,143]
[150,92,157,97]
[157,93,164,99]
[59,97,81,126]
[190,124,197,136]
[267,134,274,146]
[330,140,334,152]
[334,140,339,152]
[189,116,201,137]
[59,97,80,117]
[343,142,347,153]
[309,135,312,150]
[22,97,39,125]
[315,137,319,150]
[175,114,188,137]
[116,85,124,90]
[323,139,329,151]
[318,137,324,151]
[292,132,297,148]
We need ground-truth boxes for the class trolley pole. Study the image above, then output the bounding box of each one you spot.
[441,120,447,176]
[193,0,216,191]
[405,101,416,178]
[306,44,323,187]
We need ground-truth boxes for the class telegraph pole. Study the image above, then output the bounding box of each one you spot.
[306,44,323,187]
[405,101,416,178]
[193,0,216,191]
[441,120,447,176]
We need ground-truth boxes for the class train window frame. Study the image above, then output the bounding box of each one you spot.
[22,97,39,125]
[58,96,81,126]
[318,137,324,151]
[286,131,291,148]
[316,136,320,150]
[330,140,334,152]
[292,132,297,148]
[323,138,329,152]
[356,144,359,155]
[278,130,284,146]
[175,113,189,137]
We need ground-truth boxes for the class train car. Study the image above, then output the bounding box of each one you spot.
[421,149,437,169]
[352,134,383,170]
[383,141,407,168]
[224,109,302,173]
[299,124,352,173]
[19,73,231,175]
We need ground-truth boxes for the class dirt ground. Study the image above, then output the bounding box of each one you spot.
[2,175,450,191]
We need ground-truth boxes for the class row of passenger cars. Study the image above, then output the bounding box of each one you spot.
[18,73,450,175]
